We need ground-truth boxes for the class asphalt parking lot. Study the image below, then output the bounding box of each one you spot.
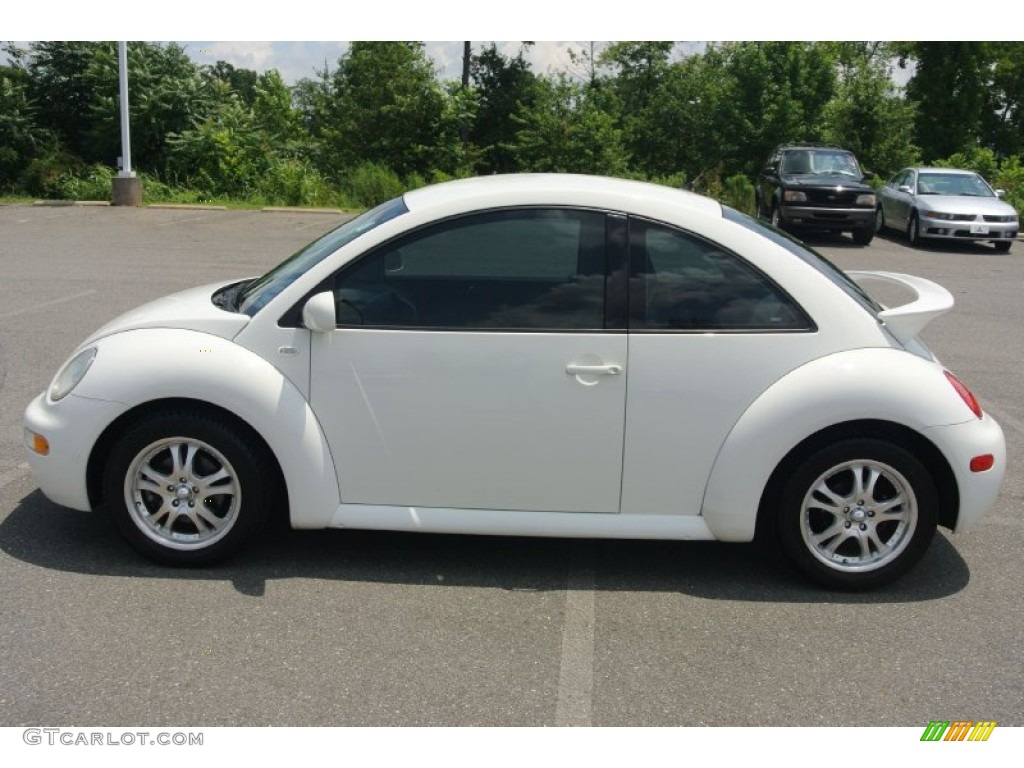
[0,204,1021,726]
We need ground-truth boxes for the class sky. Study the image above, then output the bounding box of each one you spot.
[5,1,1003,84]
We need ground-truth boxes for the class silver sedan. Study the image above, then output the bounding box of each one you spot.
[876,167,1019,252]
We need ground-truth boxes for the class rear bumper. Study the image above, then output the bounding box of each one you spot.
[780,205,874,230]
[923,414,1006,533]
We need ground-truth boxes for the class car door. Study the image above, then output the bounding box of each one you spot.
[890,170,915,229]
[308,207,628,514]
[619,218,819,517]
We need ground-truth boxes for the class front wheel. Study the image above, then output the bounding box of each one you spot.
[103,409,272,566]
[777,439,937,590]
[875,206,886,234]
[907,211,921,246]
[993,240,1012,253]
[852,226,874,245]
[770,204,784,230]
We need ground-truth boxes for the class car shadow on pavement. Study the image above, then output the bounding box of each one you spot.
[0,489,970,604]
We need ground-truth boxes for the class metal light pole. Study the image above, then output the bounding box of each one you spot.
[112,41,142,205]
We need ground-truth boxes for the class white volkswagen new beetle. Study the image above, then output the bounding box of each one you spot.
[23,175,1005,588]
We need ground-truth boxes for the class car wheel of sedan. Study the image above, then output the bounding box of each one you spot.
[907,212,921,246]
[875,206,886,234]
[778,439,937,590]
[994,240,1012,253]
[103,410,272,566]
[852,226,874,245]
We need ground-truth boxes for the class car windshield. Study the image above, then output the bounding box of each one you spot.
[916,172,995,197]
[722,207,883,314]
[238,196,409,316]
[782,150,861,177]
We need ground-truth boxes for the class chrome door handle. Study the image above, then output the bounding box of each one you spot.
[565,363,623,376]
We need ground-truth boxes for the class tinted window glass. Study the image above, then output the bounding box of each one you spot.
[722,207,882,315]
[333,208,607,330]
[629,218,811,331]
[240,196,408,316]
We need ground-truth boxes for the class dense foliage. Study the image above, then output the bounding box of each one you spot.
[2,41,1024,212]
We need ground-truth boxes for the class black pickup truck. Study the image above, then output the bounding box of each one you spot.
[756,144,877,245]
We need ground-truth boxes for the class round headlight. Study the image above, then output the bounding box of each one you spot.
[49,348,97,401]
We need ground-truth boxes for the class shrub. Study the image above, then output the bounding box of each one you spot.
[258,158,336,207]
[52,164,115,201]
[342,162,404,208]
[723,173,756,216]
[19,150,82,197]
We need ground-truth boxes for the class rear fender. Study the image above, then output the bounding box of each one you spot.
[701,348,973,541]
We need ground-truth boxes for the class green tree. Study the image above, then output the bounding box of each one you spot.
[327,42,450,177]
[714,42,838,175]
[898,42,992,161]
[470,43,540,174]
[821,49,918,177]
[510,74,627,176]
[598,41,674,175]
[0,58,51,189]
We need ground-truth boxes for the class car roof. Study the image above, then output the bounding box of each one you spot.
[910,167,978,175]
[402,173,722,218]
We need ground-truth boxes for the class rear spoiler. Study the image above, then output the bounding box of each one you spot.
[847,271,954,345]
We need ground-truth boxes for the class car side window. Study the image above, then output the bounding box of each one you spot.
[332,208,608,330]
[628,218,811,332]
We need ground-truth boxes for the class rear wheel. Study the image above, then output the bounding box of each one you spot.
[103,410,272,566]
[778,438,937,589]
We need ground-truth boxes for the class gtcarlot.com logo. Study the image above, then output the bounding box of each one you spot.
[23,729,203,747]
[920,721,997,742]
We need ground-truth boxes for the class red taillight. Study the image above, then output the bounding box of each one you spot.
[944,370,983,419]
[970,454,995,472]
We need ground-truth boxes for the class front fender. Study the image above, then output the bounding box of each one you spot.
[701,348,972,542]
[75,328,340,529]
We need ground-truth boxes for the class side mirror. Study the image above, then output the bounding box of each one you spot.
[898,185,914,195]
[302,291,336,332]
[862,170,876,181]
[995,189,1006,199]
[763,165,776,175]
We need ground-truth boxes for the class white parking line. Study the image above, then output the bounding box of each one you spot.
[0,463,30,491]
[554,555,596,726]
[0,289,97,321]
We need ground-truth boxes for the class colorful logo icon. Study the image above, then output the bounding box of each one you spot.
[921,721,996,741]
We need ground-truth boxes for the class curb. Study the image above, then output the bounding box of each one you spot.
[147,203,229,211]
[261,206,346,214]
[33,200,111,206]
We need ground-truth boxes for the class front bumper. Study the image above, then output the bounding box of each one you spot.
[23,391,128,511]
[779,205,874,230]
[919,217,1018,242]
[923,413,1006,533]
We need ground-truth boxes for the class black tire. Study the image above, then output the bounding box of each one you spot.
[993,240,1012,253]
[777,438,937,590]
[770,204,784,230]
[102,409,272,566]
[907,211,921,247]
[875,206,886,234]
[852,226,874,246]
